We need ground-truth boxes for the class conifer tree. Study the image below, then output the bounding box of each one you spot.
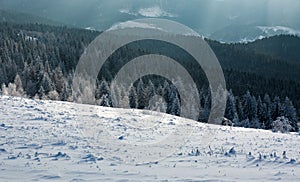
[163,81,171,113]
[283,97,299,132]
[225,90,236,121]
[128,86,136,108]
[137,79,145,109]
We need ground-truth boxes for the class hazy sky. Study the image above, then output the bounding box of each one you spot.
[0,0,299,32]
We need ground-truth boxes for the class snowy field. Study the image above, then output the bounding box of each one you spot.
[0,96,300,181]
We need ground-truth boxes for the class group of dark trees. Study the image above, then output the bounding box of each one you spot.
[223,90,298,132]
[0,22,299,132]
[131,79,181,116]
[97,78,299,132]
[0,22,98,101]
[207,36,300,115]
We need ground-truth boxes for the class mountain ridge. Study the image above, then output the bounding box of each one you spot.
[0,9,66,26]
[1,0,300,43]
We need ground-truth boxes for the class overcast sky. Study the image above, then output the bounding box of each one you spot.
[1,0,299,31]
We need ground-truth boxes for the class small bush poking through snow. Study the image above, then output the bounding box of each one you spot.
[272,116,292,133]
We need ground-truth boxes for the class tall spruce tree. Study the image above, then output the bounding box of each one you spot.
[163,81,171,114]
[225,90,236,121]
[235,97,244,125]
[263,94,273,129]
[272,96,283,120]
[168,84,180,116]
[129,86,137,108]
[137,79,145,109]
[145,80,155,108]
[283,97,299,132]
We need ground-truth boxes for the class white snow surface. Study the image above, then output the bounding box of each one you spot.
[84,27,96,31]
[0,96,300,181]
[138,6,176,18]
[118,6,176,18]
[257,26,300,36]
[119,8,138,16]
[108,21,164,31]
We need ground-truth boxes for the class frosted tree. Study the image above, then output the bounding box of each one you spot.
[199,89,211,123]
[48,90,59,100]
[145,80,155,108]
[118,86,129,108]
[263,94,273,129]
[242,91,253,121]
[169,84,180,116]
[79,85,95,104]
[256,96,265,127]
[249,96,259,128]
[242,118,250,128]
[128,86,136,108]
[14,74,24,96]
[137,79,145,109]
[1,83,8,95]
[41,72,55,94]
[251,118,260,129]
[95,80,109,100]
[100,94,111,107]
[52,67,65,94]
[60,81,69,101]
[271,96,283,120]
[232,113,239,126]
[22,62,35,96]
[212,85,227,119]
[72,75,95,104]
[36,85,46,100]
[1,74,25,97]
[272,116,292,133]
[6,83,17,97]
[264,94,272,112]
[225,89,236,121]
[235,97,244,125]
[283,97,299,132]
[163,81,171,113]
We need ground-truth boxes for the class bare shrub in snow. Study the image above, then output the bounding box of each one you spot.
[48,90,60,101]
[272,116,292,133]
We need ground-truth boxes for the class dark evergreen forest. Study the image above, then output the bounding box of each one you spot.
[0,22,299,132]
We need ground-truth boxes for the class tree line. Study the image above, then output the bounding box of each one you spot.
[0,22,299,132]
[68,78,299,132]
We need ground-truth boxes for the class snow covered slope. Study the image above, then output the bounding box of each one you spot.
[0,96,299,181]
[210,25,300,43]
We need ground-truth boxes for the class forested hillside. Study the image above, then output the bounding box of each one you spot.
[0,9,63,26]
[0,22,299,132]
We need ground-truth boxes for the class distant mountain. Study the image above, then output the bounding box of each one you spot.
[210,24,300,43]
[0,9,63,26]
[1,0,300,43]
[207,34,300,83]
[207,35,300,113]
[246,35,300,63]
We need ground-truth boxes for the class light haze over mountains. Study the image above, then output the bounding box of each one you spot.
[0,0,300,42]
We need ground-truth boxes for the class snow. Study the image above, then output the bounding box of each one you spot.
[0,95,300,181]
[138,6,176,18]
[119,8,138,16]
[85,27,96,31]
[25,35,38,41]
[108,21,164,31]
[118,6,176,18]
[239,35,265,43]
[107,19,200,37]
[238,26,300,43]
[257,26,300,36]
[228,15,239,20]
